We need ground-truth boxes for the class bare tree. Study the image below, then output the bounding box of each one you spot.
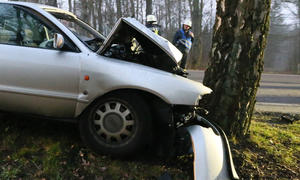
[178,0,182,29]
[203,0,271,137]
[97,0,103,32]
[146,0,153,15]
[46,0,57,7]
[130,0,135,17]
[188,0,204,69]
[116,0,122,19]
[68,0,72,12]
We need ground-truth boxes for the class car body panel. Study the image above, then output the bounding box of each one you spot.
[188,125,230,180]
[0,44,80,117]
[75,53,212,116]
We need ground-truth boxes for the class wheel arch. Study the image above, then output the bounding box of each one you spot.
[77,88,172,120]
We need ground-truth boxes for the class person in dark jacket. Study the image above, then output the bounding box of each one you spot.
[146,15,161,35]
[172,20,194,69]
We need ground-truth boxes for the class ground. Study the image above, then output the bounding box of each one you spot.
[231,112,300,180]
[0,112,299,179]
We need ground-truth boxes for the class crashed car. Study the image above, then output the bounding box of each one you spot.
[0,2,238,179]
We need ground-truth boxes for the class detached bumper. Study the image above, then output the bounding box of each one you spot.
[186,115,239,180]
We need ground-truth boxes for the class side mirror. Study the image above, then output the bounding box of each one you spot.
[53,33,64,49]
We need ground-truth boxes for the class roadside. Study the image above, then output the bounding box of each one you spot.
[255,102,300,114]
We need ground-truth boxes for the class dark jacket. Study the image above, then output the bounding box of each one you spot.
[172,28,194,53]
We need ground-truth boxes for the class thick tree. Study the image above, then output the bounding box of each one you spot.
[202,0,271,137]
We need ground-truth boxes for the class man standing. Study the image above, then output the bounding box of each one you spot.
[146,15,161,35]
[172,20,194,70]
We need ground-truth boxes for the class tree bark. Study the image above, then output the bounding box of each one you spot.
[91,0,97,28]
[202,0,271,138]
[46,0,57,7]
[188,0,203,69]
[130,0,135,17]
[116,0,122,19]
[178,0,182,29]
[80,0,89,23]
[97,0,103,32]
[146,0,153,15]
[68,0,72,12]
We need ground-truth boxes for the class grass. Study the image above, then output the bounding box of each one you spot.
[0,112,299,179]
[231,112,300,179]
[0,114,192,180]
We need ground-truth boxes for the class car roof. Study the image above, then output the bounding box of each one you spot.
[1,1,76,18]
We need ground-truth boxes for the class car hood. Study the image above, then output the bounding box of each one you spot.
[98,18,182,69]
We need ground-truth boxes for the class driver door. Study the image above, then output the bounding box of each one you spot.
[0,4,80,118]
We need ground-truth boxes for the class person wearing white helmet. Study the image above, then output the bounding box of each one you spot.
[172,19,194,70]
[146,14,161,35]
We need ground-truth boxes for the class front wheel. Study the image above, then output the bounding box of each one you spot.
[79,93,151,157]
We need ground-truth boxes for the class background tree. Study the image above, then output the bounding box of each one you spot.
[202,0,271,137]
[146,0,153,15]
[187,0,204,69]
[116,0,122,19]
[46,0,57,7]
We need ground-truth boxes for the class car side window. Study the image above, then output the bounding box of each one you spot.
[0,4,57,49]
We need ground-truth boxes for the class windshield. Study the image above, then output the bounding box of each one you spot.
[46,10,106,52]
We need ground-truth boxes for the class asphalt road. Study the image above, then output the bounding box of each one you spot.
[188,70,300,114]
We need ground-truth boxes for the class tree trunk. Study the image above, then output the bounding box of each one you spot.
[164,0,171,39]
[130,0,135,17]
[73,0,76,15]
[97,0,103,32]
[188,0,203,69]
[116,0,122,19]
[46,0,57,7]
[178,0,181,29]
[68,0,72,12]
[135,0,139,20]
[202,0,271,138]
[91,0,97,29]
[80,0,89,23]
[146,0,153,15]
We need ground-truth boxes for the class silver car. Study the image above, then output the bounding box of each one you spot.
[0,2,238,179]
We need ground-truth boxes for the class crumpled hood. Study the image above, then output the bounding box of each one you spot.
[98,18,182,69]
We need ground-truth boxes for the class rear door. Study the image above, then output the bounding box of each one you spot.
[0,4,80,118]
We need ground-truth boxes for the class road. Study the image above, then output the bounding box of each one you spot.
[188,70,300,114]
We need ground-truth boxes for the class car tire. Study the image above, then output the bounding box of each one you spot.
[79,93,152,157]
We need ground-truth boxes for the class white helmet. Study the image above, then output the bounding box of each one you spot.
[183,19,192,27]
[146,15,157,23]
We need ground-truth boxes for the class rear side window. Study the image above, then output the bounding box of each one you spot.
[0,4,18,45]
[0,3,58,49]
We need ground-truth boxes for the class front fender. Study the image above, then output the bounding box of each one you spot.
[76,55,211,117]
[187,115,239,180]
